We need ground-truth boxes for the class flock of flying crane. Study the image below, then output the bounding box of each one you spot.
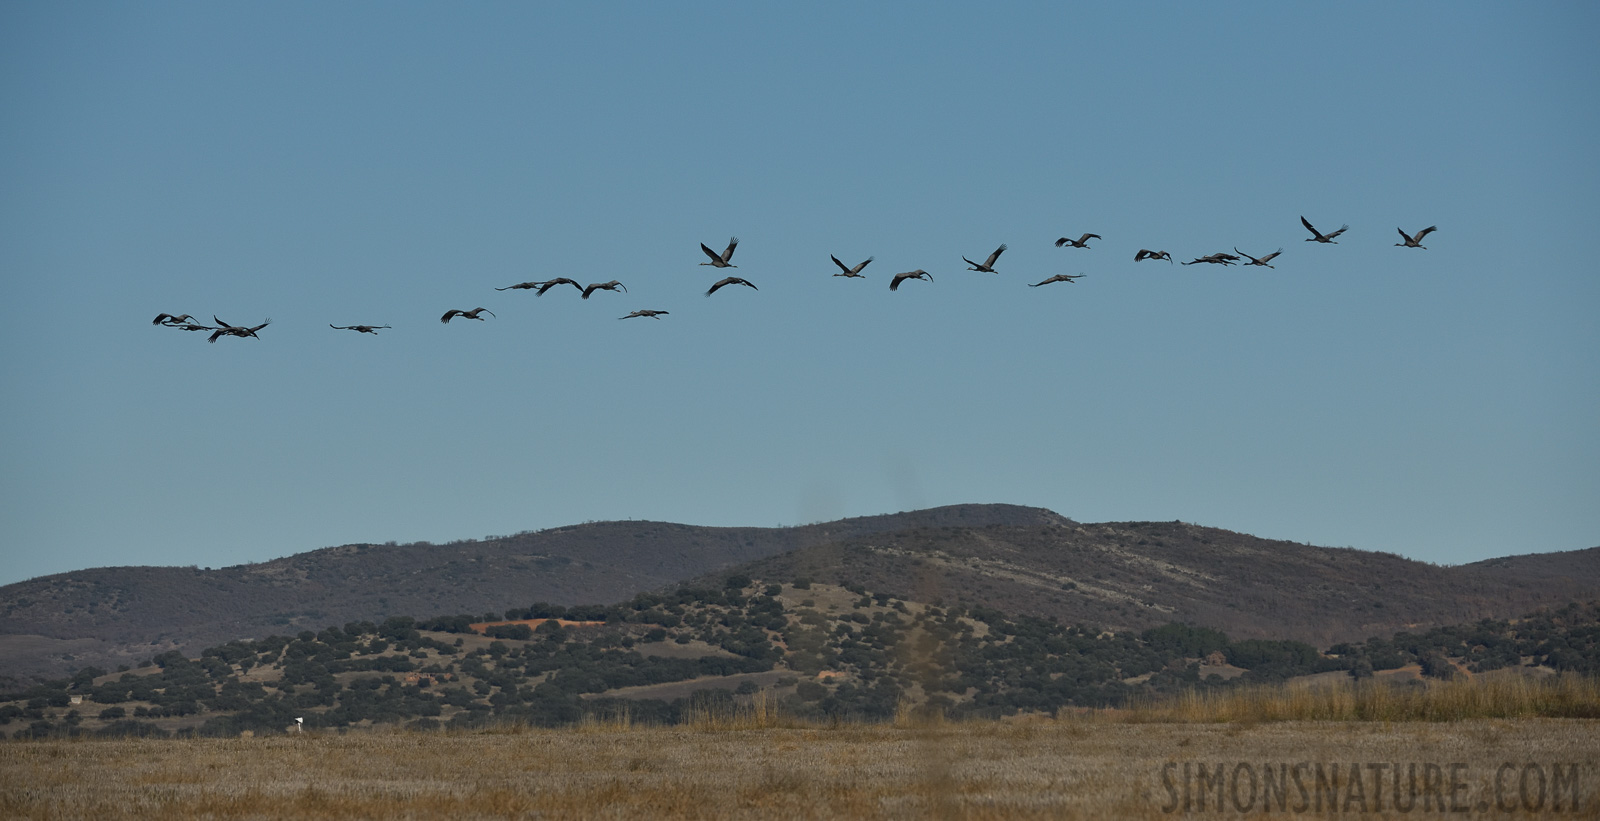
[151,217,1438,341]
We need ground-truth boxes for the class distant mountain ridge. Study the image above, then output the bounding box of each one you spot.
[0,504,1062,680]
[1,503,1595,682]
[709,519,1600,648]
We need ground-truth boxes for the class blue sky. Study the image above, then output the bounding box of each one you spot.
[2,2,1596,587]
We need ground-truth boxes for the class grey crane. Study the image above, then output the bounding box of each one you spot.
[1030,273,1086,287]
[831,255,873,278]
[699,237,739,268]
[620,309,669,320]
[1300,216,1348,243]
[441,307,495,323]
[1395,226,1437,249]
[535,278,582,296]
[889,270,933,291]
[152,313,197,326]
[495,281,548,291]
[1055,233,1101,248]
[330,324,391,334]
[170,322,215,332]
[1235,247,1283,268]
[1182,253,1240,266]
[963,244,1007,273]
[706,276,757,296]
[581,280,627,299]
[208,317,270,343]
[1134,249,1173,263]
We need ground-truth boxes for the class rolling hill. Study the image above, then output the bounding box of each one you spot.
[711,518,1600,647]
[1,503,1595,683]
[0,505,1058,681]
[5,584,1597,740]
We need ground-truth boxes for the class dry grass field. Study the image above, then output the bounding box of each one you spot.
[1124,672,1600,723]
[4,713,1597,820]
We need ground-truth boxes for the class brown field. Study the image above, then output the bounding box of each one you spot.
[4,715,1598,820]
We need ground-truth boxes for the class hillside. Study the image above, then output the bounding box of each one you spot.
[707,520,1600,648]
[0,504,1062,681]
[1,504,1595,683]
[4,581,1597,740]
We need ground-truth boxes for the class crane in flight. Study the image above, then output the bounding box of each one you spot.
[152,313,197,326]
[495,281,548,291]
[1300,216,1348,243]
[1182,253,1240,266]
[706,276,757,296]
[1395,226,1437,248]
[535,278,582,296]
[620,309,669,320]
[581,280,627,299]
[963,244,1007,273]
[1235,247,1282,268]
[330,324,391,334]
[1134,249,1173,263]
[831,255,873,278]
[890,270,933,291]
[1055,233,1101,248]
[1029,274,1086,287]
[441,308,495,323]
[699,237,740,268]
[208,317,270,343]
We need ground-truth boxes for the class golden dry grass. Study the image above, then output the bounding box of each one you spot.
[4,717,1598,819]
[1123,672,1600,723]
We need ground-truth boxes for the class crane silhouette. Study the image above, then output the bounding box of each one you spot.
[1395,226,1437,248]
[1300,216,1348,243]
[330,324,391,334]
[1029,274,1086,287]
[1182,253,1241,266]
[535,278,582,296]
[831,255,873,278]
[152,313,197,326]
[1055,233,1101,248]
[581,280,627,299]
[495,281,548,291]
[963,244,1007,273]
[620,309,669,320]
[208,317,269,343]
[706,276,757,296]
[441,308,495,323]
[699,237,739,268]
[1134,249,1173,263]
[889,270,933,291]
[1235,247,1282,268]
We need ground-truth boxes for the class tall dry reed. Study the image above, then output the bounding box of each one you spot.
[681,689,792,730]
